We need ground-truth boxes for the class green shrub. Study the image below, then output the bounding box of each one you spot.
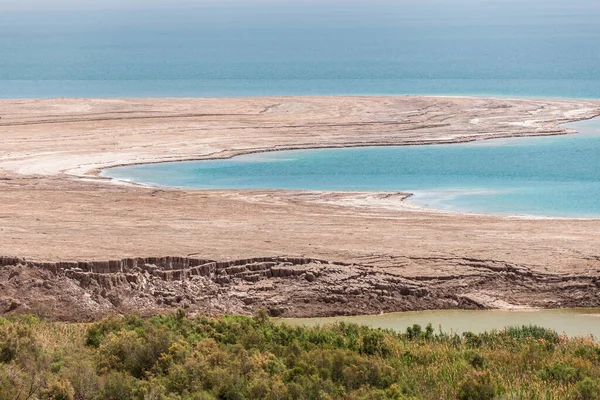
[85,316,126,348]
[540,362,585,384]
[0,323,36,363]
[404,323,434,341]
[50,359,64,374]
[100,371,140,400]
[63,359,100,400]
[97,326,172,378]
[463,332,483,348]
[457,371,501,400]
[464,350,487,370]
[570,377,600,400]
[500,325,560,344]
[361,330,390,356]
[42,379,75,400]
[406,324,422,340]
[574,344,600,361]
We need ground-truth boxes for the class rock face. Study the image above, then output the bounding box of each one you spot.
[1,255,599,321]
[1,256,328,285]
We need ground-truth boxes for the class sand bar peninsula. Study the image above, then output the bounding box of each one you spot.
[1,96,600,320]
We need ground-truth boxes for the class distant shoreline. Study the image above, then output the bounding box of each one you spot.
[3,80,600,101]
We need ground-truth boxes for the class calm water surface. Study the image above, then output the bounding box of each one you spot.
[2,0,600,98]
[281,309,600,338]
[104,118,600,217]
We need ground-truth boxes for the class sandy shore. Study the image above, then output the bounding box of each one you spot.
[2,96,600,320]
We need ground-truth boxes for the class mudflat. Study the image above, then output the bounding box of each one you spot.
[2,96,600,320]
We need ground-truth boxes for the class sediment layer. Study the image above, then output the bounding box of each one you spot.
[2,255,599,321]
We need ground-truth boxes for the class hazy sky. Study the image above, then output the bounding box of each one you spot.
[2,0,599,11]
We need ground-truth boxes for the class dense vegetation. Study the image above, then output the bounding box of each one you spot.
[1,311,600,399]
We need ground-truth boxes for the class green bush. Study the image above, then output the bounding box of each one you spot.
[85,316,128,348]
[464,350,487,370]
[0,322,36,363]
[42,379,75,400]
[500,325,560,344]
[100,371,140,400]
[457,371,501,400]
[540,362,585,384]
[574,344,600,361]
[63,359,100,400]
[97,326,172,378]
[570,377,600,400]
[361,330,390,356]
[463,331,483,348]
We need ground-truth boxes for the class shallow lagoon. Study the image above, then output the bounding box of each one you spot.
[105,118,600,217]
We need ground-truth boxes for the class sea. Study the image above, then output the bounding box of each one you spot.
[1,0,600,98]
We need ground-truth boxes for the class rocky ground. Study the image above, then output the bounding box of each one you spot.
[1,96,600,320]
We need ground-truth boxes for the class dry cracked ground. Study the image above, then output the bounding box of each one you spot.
[1,96,600,320]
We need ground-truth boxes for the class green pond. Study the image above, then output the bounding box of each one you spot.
[281,309,600,338]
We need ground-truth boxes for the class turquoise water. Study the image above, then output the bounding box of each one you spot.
[105,118,600,217]
[2,0,600,98]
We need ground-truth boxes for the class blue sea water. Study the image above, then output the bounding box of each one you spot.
[1,0,600,98]
[105,118,600,217]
